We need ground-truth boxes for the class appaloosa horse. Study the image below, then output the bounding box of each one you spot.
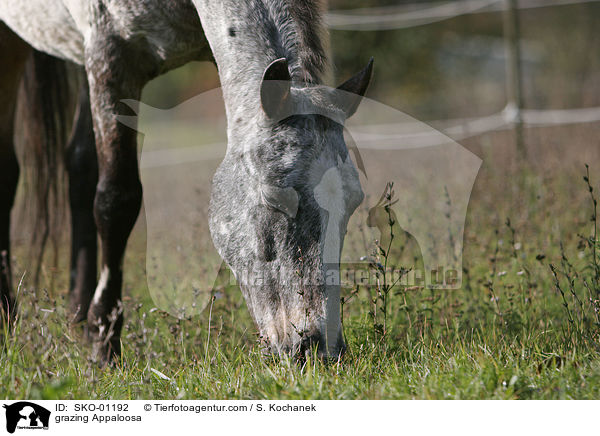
[0,0,372,364]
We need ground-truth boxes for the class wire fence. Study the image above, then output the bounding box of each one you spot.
[137,0,600,166]
[326,0,599,156]
[326,0,600,30]
[350,105,600,150]
[139,104,600,168]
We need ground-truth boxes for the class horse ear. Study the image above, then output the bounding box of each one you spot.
[260,58,292,119]
[336,57,374,118]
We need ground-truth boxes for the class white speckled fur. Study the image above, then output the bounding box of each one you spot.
[0,0,85,63]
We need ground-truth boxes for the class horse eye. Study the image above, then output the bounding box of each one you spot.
[260,185,299,218]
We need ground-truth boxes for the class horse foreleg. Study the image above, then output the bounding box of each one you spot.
[65,76,98,324]
[0,23,30,323]
[0,116,20,324]
[84,33,149,365]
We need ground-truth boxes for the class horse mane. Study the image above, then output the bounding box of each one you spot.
[264,0,329,84]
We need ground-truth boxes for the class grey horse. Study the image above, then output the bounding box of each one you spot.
[0,0,372,364]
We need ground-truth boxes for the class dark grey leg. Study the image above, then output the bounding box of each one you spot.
[65,77,98,323]
[84,29,150,364]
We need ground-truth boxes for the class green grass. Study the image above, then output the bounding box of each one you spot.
[2,126,600,399]
[2,288,600,399]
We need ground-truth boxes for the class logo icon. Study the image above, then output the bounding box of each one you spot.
[2,402,50,433]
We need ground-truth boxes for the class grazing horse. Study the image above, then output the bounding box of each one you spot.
[0,0,372,364]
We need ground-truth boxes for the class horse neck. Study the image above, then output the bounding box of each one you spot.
[194,0,328,121]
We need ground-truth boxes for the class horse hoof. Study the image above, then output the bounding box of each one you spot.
[69,304,89,325]
[90,338,121,368]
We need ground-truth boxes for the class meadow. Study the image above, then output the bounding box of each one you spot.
[2,119,599,400]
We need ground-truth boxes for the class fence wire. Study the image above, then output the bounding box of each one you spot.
[326,0,600,30]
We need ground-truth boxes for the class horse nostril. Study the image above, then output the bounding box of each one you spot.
[295,329,346,361]
[298,332,323,357]
[338,340,347,359]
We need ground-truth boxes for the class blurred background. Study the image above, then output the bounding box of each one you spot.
[142,0,600,124]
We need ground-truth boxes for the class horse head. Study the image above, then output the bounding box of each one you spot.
[209,58,373,359]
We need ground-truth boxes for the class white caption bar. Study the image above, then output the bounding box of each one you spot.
[0,400,598,435]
